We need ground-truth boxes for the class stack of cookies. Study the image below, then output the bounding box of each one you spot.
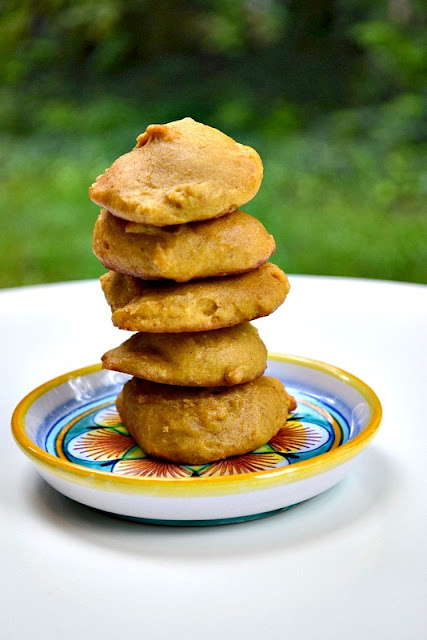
[89,117,295,465]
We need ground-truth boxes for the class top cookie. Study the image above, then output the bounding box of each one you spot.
[89,117,263,226]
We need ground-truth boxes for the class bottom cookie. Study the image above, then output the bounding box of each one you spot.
[116,376,296,465]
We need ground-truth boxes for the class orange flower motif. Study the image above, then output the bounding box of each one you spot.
[93,406,122,427]
[114,458,193,478]
[270,420,326,454]
[68,428,134,462]
[199,452,286,477]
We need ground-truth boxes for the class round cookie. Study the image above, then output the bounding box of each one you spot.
[102,323,267,386]
[116,376,296,464]
[89,117,263,226]
[93,209,275,282]
[100,262,290,333]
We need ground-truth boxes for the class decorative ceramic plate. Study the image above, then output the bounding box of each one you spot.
[11,354,382,526]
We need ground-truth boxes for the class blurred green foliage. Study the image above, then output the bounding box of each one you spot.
[0,0,426,286]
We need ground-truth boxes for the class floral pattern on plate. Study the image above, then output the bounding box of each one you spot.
[45,389,349,479]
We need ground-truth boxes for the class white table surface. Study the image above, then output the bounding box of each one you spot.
[1,275,426,639]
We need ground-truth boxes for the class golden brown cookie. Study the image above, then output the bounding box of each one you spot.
[100,262,290,332]
[89,117,263,226]
[92,209,275,282]
[116,376,296,464]
[102,323,267,386]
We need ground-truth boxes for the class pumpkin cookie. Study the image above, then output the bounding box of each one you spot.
[102,323,267,386]
[116,376,296,464]
[89,117,263,226]
[93,208,275,282]
[100,262,290,332]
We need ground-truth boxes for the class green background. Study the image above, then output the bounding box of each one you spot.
[1,0,426,288]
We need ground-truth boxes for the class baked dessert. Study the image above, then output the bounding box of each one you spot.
[93,208,275,282]
[89,117,263,226]
[90,117,295,466]
[100,262,290,332]
[101,323,267,387]
[116,376,296,464]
